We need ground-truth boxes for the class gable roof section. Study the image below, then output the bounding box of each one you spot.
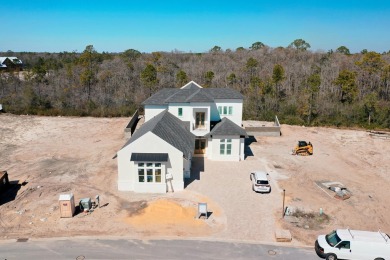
[205,117,248,137]
[142,81,243,105]
[121,110,195,159]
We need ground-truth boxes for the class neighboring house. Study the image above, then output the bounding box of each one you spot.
[0,57,23,71]
[117,81,247,193]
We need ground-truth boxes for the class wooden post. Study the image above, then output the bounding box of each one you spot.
[169,179,174,193]
[282,189,286,218]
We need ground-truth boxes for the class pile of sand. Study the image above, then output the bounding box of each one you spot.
[124,199,211,236]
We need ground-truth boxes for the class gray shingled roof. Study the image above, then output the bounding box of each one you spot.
[142,82,243,106]
[142,88,178,106]
[121,110,195,159]
[186,89,214,102]
[205,117,248,137]
[204,88,243,99]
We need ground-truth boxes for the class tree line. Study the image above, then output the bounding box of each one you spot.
[1,39,389,129]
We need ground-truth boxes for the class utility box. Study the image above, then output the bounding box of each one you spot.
[79,198,92,211]
[59,193,75,218]
[0,171,10,192]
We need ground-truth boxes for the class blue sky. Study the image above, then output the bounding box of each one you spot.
[2,0,390,53]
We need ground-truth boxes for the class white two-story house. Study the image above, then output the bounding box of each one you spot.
[143,81,247,161]
[117,81,247,193]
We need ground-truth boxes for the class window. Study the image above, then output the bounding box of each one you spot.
[178,107,183,117]
[220,143,225,155]
[138,162,162,183]
[147,169,153,182]
[336,241,350,249]
[325,230,341,247]
[138,169,145,182]
[155,169,161,182]
[220,139,232,155]
[227,143,232,155]
[218,106,233,115]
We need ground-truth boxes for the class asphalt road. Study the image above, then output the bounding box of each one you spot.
[0,238,316,260]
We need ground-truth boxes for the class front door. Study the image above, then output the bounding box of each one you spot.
[195,112,205,129]
[195,139,206,154]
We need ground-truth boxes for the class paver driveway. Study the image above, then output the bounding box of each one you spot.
[186,152,286,242]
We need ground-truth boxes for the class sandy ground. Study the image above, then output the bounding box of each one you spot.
[0,114,389,246]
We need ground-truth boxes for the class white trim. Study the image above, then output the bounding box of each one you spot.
[180,80,203,89]
[137,162,163,183]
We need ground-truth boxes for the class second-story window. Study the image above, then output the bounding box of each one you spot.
[178,107,183,117]
[218,106,233,115]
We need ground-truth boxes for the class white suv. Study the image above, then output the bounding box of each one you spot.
[250,171,271,193]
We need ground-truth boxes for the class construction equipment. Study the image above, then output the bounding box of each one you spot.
[292,141,313,156]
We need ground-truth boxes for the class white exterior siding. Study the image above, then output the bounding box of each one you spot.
[144,105,168,122]
[240,137,245,161]
[190,103,211,135]
[208,136,242,161]
[206,137,212,158]
[117,132,185,193]
[168,103,192,122]
[213,99,243,126]
[168,102,211,135]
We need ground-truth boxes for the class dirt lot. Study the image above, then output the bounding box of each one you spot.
[0,114,389,245]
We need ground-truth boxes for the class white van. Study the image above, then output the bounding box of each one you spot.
[315,229,390,260]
